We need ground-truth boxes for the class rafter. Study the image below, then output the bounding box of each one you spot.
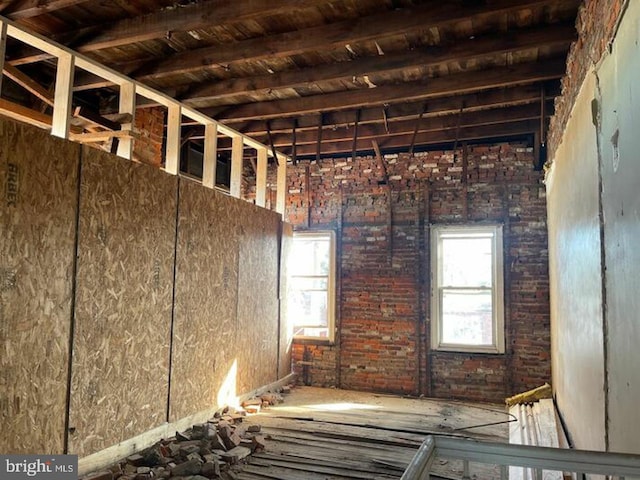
[128,0,562,80]
[254,104,550,147]
[184,23,574,106]
[7,0,331,66]
[71,0,330,53]
[286,120,539,157]
[218,84,561,133]
[210,60,566,122]
[0,0,90,20]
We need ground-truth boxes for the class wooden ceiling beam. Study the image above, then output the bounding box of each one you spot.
[183,23,574,106]
[210,59,567,122]
[6,0,331,66]
[218,83,561,134]
[254,104,550,147]
[130,0,563,80]
[283,120,539,157]
[69,0,331,53]
[0,0,90,20]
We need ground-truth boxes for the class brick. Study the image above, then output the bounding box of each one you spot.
[285,143,550,402]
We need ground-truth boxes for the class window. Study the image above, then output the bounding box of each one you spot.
[431,225,504,353]
[288,231,336,341]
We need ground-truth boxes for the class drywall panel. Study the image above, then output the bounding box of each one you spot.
[170,181,242,421]
[597,1,640,454]
[546,73,606,451]
[278,222,294,379]
[236,202,281,394]
[69,147,177,457]
[0,120,79,454]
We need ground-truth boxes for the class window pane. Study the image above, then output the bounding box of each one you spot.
[289,290,328,328]
[441,290,493,345]
[290,276,328,290]
[442,236,492,287]
[290,238,330,276]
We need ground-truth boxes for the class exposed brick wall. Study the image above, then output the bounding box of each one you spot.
[292,344,338,387]
[133,107,165,167]
[287,142,550,403]
[548,0,625,161]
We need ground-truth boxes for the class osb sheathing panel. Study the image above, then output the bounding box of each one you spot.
[236,202,280,394]
[278,222,294,378]
[0,119,80,454]
[170,180,242,422]
[69,147,177,457]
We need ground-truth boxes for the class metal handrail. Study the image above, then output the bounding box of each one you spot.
[402,436,640,480]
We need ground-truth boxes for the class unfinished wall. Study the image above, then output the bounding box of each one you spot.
[597,0,640,453]
[546,73,606,452]
[69,148,177,457]
[547,0,639,455]
[170,181,242,421]
[171,181,283,421]
[0,120,79,454]
[236,202,281,394]
[0,119,287,457]
[287,142,550,402]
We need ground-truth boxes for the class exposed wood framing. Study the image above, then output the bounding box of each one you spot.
[290,120,539,156]
[230,135,244,198]
[184,23,574,105]
[0,97,54,129]
[202,123,218,189]
[165,104,181,174]
[0,22,6,93]
[116,82,135,159]
[209,104,550,149]
[36,0,331,56]
[211,60,566,121]
[276,157,287,215]
[69,129,139,143]
[125,0,564,80]
[256,147,268,208]
[0,0,90,20]
[51,52,74,139]
[216,85,559,132]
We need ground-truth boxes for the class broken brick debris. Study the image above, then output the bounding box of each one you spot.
[80,405,275,480]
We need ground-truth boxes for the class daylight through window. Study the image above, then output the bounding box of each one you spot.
[431,225,504,353]
[288,231,335,341]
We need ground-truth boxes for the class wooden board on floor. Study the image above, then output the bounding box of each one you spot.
[68,147,178,457]
[235,201,281,394]
[170,180,243,421]
[235,386,509,480]
[0,119,80,454]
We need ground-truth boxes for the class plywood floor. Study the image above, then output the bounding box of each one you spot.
[235,387,510,480]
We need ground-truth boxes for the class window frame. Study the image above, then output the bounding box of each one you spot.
[289,230,336,343]
[430,224,505,354]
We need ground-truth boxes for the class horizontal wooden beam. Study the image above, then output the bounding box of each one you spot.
[216,83,560,133]
[210,59,566,122]
[1,0,89,20]
[0,97,52,128]
[184,23,574,106]
[69,129,139,143]
[0,97,81,133]
[73,0,329,53]
[255,104,550,147]
[131,0,561,80]
[287,120,539,157]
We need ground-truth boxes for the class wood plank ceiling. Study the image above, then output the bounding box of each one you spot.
[0,0,581,160]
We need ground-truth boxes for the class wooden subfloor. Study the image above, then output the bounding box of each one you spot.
[235,387,510,480]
